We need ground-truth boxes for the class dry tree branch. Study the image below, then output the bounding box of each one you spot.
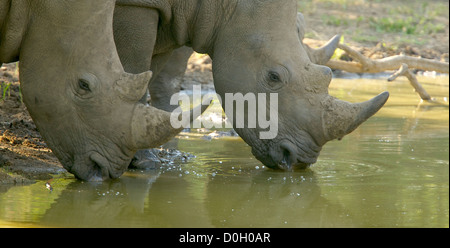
[326,43,449,100]
[387,63,431,100]
[326,44,449,74]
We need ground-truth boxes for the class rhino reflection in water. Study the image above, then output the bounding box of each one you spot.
[40,170,353,227]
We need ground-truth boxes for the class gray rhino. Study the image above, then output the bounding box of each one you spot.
[0,0,202,181]
[114,0,389,171]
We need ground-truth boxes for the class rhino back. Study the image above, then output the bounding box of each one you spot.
[0,0,9,30]
[116,0,172,23]
[0,0,29,63]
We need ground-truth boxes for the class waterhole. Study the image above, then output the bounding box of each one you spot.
[0,75,448,227]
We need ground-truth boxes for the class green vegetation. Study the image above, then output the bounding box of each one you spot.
[1,81,11,102]
[368,1,447,35]
[1,62,22,102]
[297,0,449,47]
[0,81,22,103]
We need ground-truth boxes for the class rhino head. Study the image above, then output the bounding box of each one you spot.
[16,0,193,181]
[211,0,389,170]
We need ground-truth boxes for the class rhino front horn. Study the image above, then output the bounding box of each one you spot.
[131,101,212,150]
[322,91,390,141]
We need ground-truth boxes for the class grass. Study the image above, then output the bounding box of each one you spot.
[368,2,447,36]
[369,16,416,34]
[0,81,22,103]
[297,0,449,47]
[0,62,22,103]
[1,81,11,102]
[321,15,349,27]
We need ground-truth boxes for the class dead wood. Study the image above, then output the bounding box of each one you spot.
[325,43,449,101]
[387,63,431,100]
[326,43,449,74]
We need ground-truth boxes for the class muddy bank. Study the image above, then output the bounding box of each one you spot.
[0,63,62,184]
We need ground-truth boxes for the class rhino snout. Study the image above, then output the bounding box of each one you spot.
[68,152,129,181]
[266,136,321,171]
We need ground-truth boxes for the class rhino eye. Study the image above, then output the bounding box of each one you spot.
[268,71,281,82]
[78,79,91,92]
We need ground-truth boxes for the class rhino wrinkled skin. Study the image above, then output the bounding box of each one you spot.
[1,0,389,181]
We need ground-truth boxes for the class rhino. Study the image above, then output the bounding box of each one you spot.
[114,0,389,172]
[0,0,203,181]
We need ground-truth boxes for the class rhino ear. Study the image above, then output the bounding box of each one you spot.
[114,70,153,102]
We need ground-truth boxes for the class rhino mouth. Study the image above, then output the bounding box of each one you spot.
[67,153,110,181]
[89,152,130,181]
[276,140,319,170]
[88,153,113,181]
[262,131,321,171]
[66,152,127,181]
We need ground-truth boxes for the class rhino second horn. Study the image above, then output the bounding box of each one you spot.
[305,34,341,65]
[322,91,389,141]
[114,70,153,102]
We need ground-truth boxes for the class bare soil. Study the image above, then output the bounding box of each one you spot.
[1,2,449,184]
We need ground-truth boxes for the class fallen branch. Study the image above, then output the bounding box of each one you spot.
[326,43,449,100]
[387,63,431,100]
[326,43,449,74]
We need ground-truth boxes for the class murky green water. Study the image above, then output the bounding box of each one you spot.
[0,75,448,227]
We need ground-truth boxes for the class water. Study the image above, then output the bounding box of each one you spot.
[0,75,448,227]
